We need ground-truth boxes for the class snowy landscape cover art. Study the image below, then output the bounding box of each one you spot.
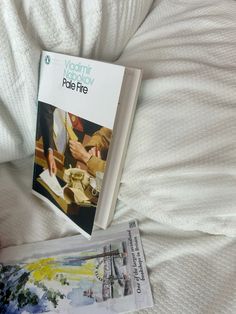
[0,241,132,314]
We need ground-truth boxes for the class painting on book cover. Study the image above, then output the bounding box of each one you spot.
[33,101,112,236]
[0,241,132,314]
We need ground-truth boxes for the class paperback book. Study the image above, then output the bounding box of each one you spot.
[0,220,153,314]
[32,51,142,238]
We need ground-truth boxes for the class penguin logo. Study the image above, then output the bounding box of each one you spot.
[45,55,51,65]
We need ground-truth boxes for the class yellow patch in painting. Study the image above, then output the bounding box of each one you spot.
[26,258,58,282]
[26,258,55,271]
[25,258,96,283]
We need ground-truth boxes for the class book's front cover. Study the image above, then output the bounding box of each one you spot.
[32,51,125,238]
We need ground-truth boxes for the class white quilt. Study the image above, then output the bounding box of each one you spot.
[0,0,236,313]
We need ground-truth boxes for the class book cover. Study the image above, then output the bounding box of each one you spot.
[0,221,153,314]
[32,51,125,238]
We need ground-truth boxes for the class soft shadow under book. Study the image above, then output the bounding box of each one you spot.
[32,51,142,238]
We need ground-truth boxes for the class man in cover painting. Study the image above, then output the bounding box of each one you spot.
[37,101,111,177]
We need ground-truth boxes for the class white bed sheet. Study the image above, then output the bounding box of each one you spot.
[117,0,236,237]
[0,158,235,313]
[1,0,236,313]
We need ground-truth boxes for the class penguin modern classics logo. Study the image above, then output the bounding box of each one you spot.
[45,55,51,65]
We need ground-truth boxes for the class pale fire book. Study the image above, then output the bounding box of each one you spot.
[32,51,142,238]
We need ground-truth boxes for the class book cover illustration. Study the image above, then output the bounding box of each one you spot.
[0,221,153,314]
[32,51,125,238]
[0,243,130,313]
[33,102,111,236]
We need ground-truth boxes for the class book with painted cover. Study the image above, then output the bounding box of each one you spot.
[32,51,142,238]
[0,220,153,313]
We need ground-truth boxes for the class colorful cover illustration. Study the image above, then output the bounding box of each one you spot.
[0,221,153,314]
[32,51,125,238]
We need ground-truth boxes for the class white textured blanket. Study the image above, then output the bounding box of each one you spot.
[0,0,236,313]
[0,158,235,313]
